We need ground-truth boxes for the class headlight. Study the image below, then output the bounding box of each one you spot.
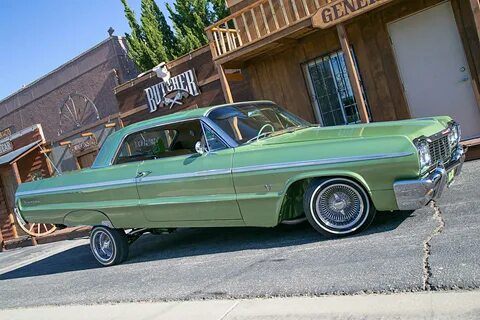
[448,122,461,147]
[417,139,432,173]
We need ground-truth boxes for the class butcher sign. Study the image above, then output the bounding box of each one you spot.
[312,0,393,29]
[145,69,201,113]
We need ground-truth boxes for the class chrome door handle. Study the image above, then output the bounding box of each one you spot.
[136,171,152,178]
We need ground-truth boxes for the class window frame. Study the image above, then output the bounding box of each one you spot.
[303,48,371,127]
[109,117,237,166]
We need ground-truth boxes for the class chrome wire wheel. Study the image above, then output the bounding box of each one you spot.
[304,178,375,237]
[315,184,364,230]
[89,226,129,266]
[91,229,116,264]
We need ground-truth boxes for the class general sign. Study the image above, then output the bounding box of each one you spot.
[145,69,201,113]
[312,0,393,29]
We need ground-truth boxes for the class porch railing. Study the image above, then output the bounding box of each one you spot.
[206,0,329,59]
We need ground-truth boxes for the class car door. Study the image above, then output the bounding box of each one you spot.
[135,120,242,224]
[76,162,143,226]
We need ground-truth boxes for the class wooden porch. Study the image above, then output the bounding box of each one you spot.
[207,0,327,66]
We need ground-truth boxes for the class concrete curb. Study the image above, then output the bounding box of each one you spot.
[1,290,479,320]
[3,227,90,250]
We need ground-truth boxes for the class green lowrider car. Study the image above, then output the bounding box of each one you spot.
[15,101,464,266]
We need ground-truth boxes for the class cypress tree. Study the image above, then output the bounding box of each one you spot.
[120,0,156,70]
[140,0,167,65]
[151,1,178,60]
[167,0,210,55]
[209,0,230,22]
[121,0,231,68]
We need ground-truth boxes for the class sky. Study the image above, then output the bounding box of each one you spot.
[0,0,173,101]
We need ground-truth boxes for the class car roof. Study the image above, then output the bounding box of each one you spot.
[114,100,274,138]
[91,100,274,168]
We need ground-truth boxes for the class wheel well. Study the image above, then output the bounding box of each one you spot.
[63,210,114,228]
[278,175,371,222]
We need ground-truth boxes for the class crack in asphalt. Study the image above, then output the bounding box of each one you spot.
[422,202,445,291]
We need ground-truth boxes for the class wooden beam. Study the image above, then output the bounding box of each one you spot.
[217,64,234,103]
[336,23,369,124]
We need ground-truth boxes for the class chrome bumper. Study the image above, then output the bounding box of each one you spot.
[393,145,466,211]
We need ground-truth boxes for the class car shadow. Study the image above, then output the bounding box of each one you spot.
[0,210,414,280]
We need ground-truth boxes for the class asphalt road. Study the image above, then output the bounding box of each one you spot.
[0,161,479,309]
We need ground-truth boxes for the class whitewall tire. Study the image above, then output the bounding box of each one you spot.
[304,178,376,237]
[90,226,129,266]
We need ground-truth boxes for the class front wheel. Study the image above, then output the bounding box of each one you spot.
[304,178,376,237]
[90,226,129,266]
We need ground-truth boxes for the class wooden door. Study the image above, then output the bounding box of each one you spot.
[388,1,480,139]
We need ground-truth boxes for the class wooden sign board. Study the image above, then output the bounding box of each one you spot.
[0,127,13,140]
[312,0,393,29]
[0,140,13,156]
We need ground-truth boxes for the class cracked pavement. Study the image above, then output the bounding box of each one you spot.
[0,160,479,309]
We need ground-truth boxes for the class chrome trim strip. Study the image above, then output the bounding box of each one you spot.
[232,152,414,174]
[17,152,413,197]
[139,169,232,183]
[16,178,136,197]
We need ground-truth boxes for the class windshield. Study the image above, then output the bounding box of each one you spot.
[207,103,311,145]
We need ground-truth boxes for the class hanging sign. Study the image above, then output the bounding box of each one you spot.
[312,0,393,29]
[71,136,98,155]
[0,140,13,156]
[145,69,201,113]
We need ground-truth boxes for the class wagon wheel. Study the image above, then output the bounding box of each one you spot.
[14,209,57,237]
[58,93,100,136]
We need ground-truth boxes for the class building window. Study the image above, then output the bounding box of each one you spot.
[304,49,370,126]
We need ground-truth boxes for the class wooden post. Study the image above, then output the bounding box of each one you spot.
[470,0,480,35]
[10,162,21,240]
[0,228,4,251]
[217,64,234,104]
[336,23,370,123]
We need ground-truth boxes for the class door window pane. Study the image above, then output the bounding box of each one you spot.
[304,49,371,126]
[202,124,227,151]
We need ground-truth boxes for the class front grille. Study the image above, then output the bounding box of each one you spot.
[429,135,451,164]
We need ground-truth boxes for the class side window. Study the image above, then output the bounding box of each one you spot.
[202,124,227,152]
[114,120,203,164]
[115,128,177,164]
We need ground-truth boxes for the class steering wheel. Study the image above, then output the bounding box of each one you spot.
[247,124,275,144]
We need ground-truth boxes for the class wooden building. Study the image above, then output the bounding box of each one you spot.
[114,46,253,125]
[206,0,480,143]
[0,125,52,246]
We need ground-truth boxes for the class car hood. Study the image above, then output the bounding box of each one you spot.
[257,117,451,146]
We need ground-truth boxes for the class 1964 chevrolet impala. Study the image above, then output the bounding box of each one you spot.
[15,101,465,266]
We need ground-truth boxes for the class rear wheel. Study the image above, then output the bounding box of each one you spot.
[90,226,129,266]
[304,178,376,237]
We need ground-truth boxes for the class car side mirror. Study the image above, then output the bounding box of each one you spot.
[195,141,207,155]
